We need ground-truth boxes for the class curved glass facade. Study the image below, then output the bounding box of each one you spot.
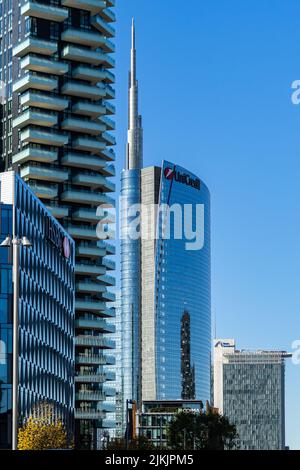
[120,169,141,407]
[154,161,211,402]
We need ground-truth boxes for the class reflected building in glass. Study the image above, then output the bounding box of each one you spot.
[0,171,75,449]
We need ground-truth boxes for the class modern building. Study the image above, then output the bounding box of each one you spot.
[138,400,205,448]
[121,22,211,414]
[0,171,75,449]
[213,339,291,450]
[0,0,116,448]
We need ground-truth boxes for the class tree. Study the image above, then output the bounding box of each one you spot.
[167,410,238,450]
[107,436,155,450]
[18,402,70,450]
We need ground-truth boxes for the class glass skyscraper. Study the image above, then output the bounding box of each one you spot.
[0,0,116,448]
[0,171,75,449]
[213,339,291,450]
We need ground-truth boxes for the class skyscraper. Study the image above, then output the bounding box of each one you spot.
[213,339,291,450]
[121,22,211,413]
[1,0,116,449]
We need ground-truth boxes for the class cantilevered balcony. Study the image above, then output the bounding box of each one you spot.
[13,37,57,58]
[76,353,114,366]
[72,173,115,191]
[13,74,57,93]
[67,225,98,241]
[102,291,116,302]
[46,205,69,219]
[13,110,57,129]
[75,263,106,277]
[104,100,115,115]
[99,402,115,413]
[21,2,68,22]
[99,240,115,255]
[102,258,115,270]
[62,0,105,15]
[13,147,57,165]
[62,81,105,100]
[99,7,116,23]
[74,410,104,420]
[72,101,106,117]
[76,245,106,258]
[105,85,115,99]
[72,66,114,83]
[73,136,106,154]
[21,91,69,111]
[97,274,115,286]
[21,128,68,147]
[75,374,106,384]
[61,189,113,206]
[62,45,114,67]
[28,182,58,199]
[101,163,115,176]
[76,317,115,333]
[72,208,105,223]
[62,117,105,135]
[75,335,115,349]
[62,153,108,171]
[76,391,106,402]
[91,15,115,38]
[100,131,116,146]
[62,28,108,49]
[20,165,69,183]
[76,281,107,294]
[106,0,115,7]
[99,115,115,130]
[21,55,68,75]
[101,419,116,428]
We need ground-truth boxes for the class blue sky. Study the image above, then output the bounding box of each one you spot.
[114,0,300,449]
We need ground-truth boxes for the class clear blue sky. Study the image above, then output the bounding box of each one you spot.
[115,0,300,449]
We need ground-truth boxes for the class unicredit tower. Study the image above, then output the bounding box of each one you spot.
[121,22,211,409]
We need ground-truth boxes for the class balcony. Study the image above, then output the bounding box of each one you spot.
[102,291,115,302]
[99,115,115,131]
[99,7,116,23]
[72,173,115,191]
[29,182,58,200]
[62,45,114,68]
[62,81,105,100]
[72,66,114,83]
[46,206,69,219]
[75,335,115,349]
[106,0,115,6]
[101,419,116,428]
[13,110,57,129]
[97,274,115,286]
[101,163,115,177]
[75,374,105,384]
[76,318,115,333]
[62,117,105,135]
[100,131,116,146]
[21,128,68,147]
[76,245,106,258]
[76,281,107,294]
[76,391,106,402]
[99,402,115,413]
[91,15,115,38]
[21,91,69,111]
[74,410,103,420]
[61,189,113,206]
[62,153,108,171]
[21,2,68,22]
[105,85,115,99]
[75,263,106,276]
[21,55,68,75]
[72,101,106,117]
[73,136,106,154]
[12,147,57,165]
[62,0,105,15]
[99,240,115,254]
[102,258,115,270]
[67,225,98,241]
[20,165,69,183]
[104,101,115,115]
[13,37,57,58]
[13,74,57,93]
[72,208,105,223]
[62,28,108,49]
[76,353,112,365]
[75,300,111,314]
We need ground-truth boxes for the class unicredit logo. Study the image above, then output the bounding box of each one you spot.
[164,167,201,190]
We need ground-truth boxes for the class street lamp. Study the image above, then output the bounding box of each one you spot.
[0,234,32,450]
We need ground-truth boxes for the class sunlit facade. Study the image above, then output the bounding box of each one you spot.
[0,171,75,449]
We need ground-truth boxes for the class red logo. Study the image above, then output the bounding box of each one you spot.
[164,167,174,180]
[63,236,70,259]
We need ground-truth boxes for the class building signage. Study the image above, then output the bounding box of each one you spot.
[164,167,201,190]
[45,216,70,258]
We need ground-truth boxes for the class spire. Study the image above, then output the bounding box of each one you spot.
[126,18,143,170]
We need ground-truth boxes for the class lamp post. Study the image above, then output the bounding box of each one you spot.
[0,235,32,450]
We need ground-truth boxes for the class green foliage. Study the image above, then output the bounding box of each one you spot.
[167,410,239,450]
